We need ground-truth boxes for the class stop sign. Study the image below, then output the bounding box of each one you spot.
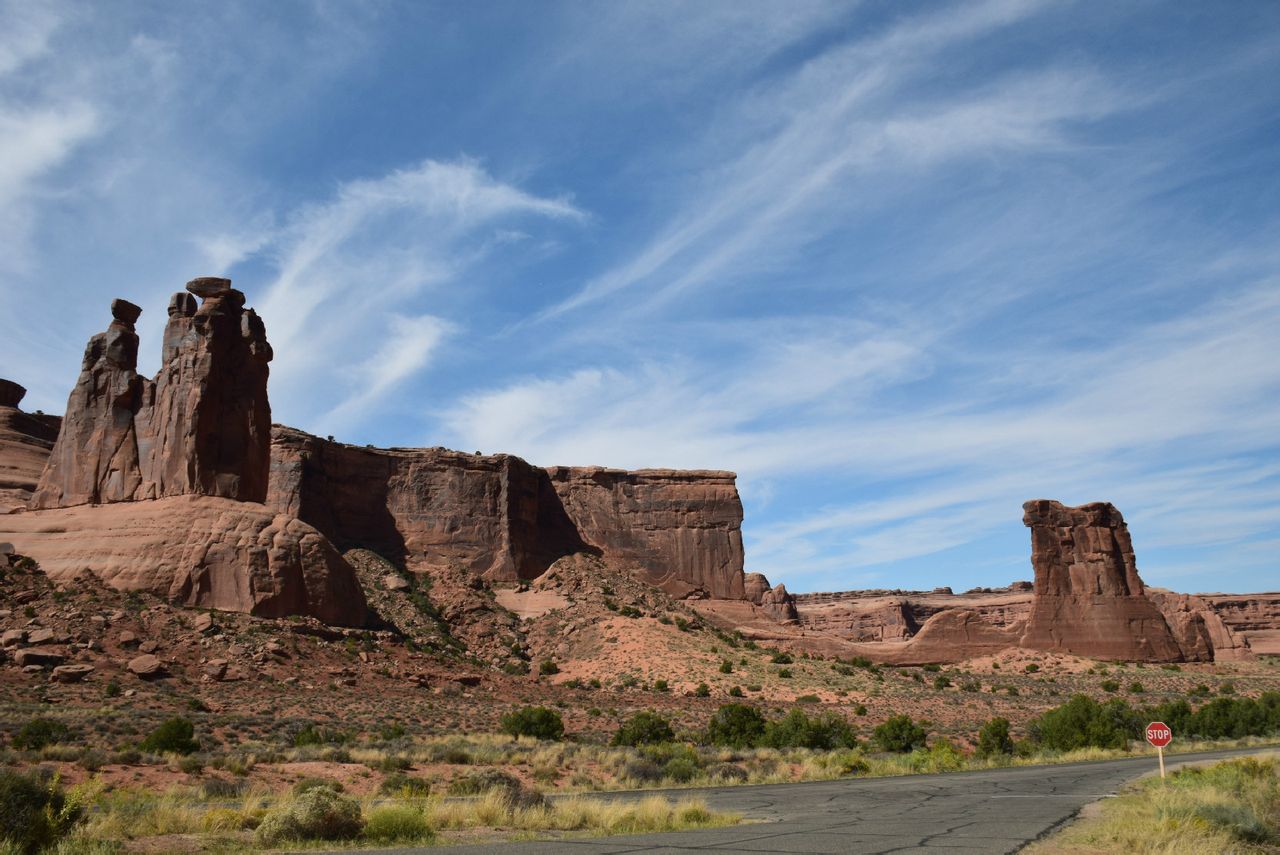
[1146,721,1173,747]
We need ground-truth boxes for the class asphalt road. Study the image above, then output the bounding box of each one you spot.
[349,746,1275,855]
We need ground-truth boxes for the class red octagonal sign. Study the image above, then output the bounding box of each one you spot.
[1146,721,1173,748]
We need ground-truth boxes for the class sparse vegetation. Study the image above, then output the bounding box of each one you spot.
[500,706,564,741]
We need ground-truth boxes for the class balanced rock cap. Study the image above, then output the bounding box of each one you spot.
[111,298,143,326]
[186,277,233,299]
[0,378,25,408]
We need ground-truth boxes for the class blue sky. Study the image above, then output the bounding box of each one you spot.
[2,1,1278,596]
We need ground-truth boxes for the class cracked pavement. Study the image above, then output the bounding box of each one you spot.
[338,746,1273,855]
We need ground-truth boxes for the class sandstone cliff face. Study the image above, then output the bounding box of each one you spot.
[791,587,1032,643]
[268,427,587,579]
[18,283,366,626]
[1148,589,1247,662]
[1018,499,1183,661]
[268,430,748,599]
[544,467,745,599]
[0,380,61,513]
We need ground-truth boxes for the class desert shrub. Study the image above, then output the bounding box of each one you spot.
[1100,679,1120,693]
[612,711,675,747]
[777,668,792,678]
[292,777,344,795]
[200,777,247,799]
[363,805,432,842]
[719,660,733,674]
[653,679,669,692]
[500,706,564,741]
[621,759,664,784]
[446,770,543,809]
[12,718,72,751]
[873,715,927,753]
[1128,681,1144,694]
[371,754,411,773]
[0,769,80,855]
[763,709,857,750]
[255,786,363,844]
[292,724,349,747]
[694,682,711,697]
[1029,694,1138,751]
[1024,663,1040,673]
[910,738,965,773]
[932,675,951,690]
[796,694,820,704]
[663,757,699,783]
[538,659,559,675]
[139,718,198,755]
[976,717,1014,757]
[379,772,431,797]
[705,762,748,782]
[705,704,767,748]
[728,686,744,698]
[770,652,793,664]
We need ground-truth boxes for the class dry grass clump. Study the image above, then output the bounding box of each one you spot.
[1031,756,1280,854]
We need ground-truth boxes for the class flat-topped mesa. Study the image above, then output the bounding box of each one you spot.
[1018,499,1184,661]
[31,279,273,509]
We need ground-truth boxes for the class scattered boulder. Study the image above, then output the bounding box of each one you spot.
[383,574,410,592]
[14,647,66,668]
[193,613,216,634]
[203,659,228,681]
[51,663,94,683]
[26,628,55,645]
[127,653,165,678]
[2,629,26,647]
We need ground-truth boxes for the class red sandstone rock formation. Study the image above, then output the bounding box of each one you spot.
[1018,499,1183,661]
[1147,589,1248,661]
[545,466,745,599]
[267,429,748,600]
[0,380,61,513]
[0,496,362,624]
[32,280,272,509]
[268,427,587,580]
[791,586,1032,643]
[17,283,365,626]
[743,572,799,622]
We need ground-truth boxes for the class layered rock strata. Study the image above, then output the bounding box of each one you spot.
[545,467,745,599]
[268,430,748,599]
[1018,499,1183,661]
[0,380,61,512]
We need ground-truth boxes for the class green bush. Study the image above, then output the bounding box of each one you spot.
[1029,695,1137,751]
[139,718,198,755]
[612,711,675,747]
[719,660,733,674]
[770,652,793,664]
[976,717,1014,757]
[663,757,699,783]
[538,659,559,676]
[763,709,858,750]
[873,715,927,753]
[705,703,767,748]
[12,718,72,751]
[500,706,564,741]
[0,770,81,855]
[255,786,363,844]
[363,805,432,842]
[292,777,344,795]
[445,770,544,809]
[292,724,349,747]
[910,738,965,773]
[694,682,711,697]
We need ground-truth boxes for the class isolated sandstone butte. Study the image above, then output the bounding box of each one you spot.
[1018,499,1183,661]
[268,429,747,599]
[31,278,272,509]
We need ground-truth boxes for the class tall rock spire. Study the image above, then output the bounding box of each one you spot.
[31,278,274,508]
